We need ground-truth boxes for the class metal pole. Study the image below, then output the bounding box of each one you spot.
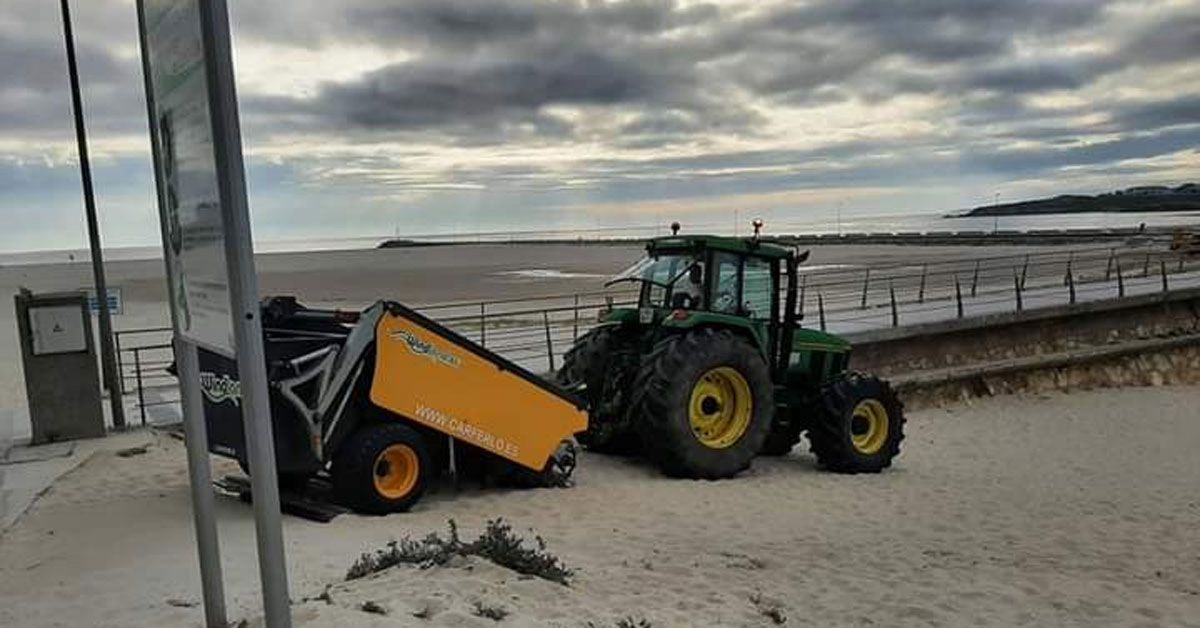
[135,3,226,623]
[1161,260,1169,293]
[1067,265,1076,305]
[954,276,964,318]
[198,0,290,624]
[479,303,487,347]
[970,260,980,297]
[177,339,229,627]
[797,274,807,319]
[917,265,927,304]
[888,281,898,327]
[59,0,125,430]
[817,293,826,331]
[860,269,870,309]
[1143,252,1151,277]
[133,348,147,427]
[114,331,125,396]
[572,294,580,341]
[1105,248,1115,281]
[1019,255,1029,291]
[1064,253,1073,287]
[1116,259,1125,298]
[543,311,555,372]
[1013,269,1023,312]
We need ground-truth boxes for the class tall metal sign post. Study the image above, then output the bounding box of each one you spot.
[58,0,126,430]
[136,1,291,626]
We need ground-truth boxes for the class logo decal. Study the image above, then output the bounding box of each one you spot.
[389,329,462,368]
[199,371,241,406]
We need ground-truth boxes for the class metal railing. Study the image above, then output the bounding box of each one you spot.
[114,326,177,426]
[110,240,1200,415]
[408,242,1200,370]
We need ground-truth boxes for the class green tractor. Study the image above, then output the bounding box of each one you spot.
[557,226,904,479]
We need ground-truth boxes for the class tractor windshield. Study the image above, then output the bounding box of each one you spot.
[606,253,701,308]
[606,254,696,288]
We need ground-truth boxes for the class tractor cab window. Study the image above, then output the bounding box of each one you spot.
[711,252,740,314]
[742,257,773,319]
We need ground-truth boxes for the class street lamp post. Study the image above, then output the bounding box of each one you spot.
[59,0,125,430]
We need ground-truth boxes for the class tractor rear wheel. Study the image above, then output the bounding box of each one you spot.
[556,326,639,453]
[332,423,431,514]
[809,373,904,473]
[634,329,773,479]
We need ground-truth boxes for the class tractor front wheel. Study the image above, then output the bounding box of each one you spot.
[634,329,773,479]
[809,373,904,473]
[332,423,431,514]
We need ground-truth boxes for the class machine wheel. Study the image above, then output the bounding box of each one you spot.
[634,329,773,479]
[556,326,639,453]
[809,373,904,473]
[332,423,431,514]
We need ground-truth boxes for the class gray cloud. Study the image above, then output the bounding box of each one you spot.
[3,0,1199,250]
[0,0,146,137]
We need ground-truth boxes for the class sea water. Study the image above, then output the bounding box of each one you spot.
[1,210,1197,267]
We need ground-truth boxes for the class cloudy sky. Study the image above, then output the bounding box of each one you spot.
[1,0,1197,252]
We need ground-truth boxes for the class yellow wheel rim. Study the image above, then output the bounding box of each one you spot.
[373,444,419,500]
[850,399,889,455]
[688,367,753,449]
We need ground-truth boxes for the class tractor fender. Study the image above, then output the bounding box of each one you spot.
[659,311,770,357]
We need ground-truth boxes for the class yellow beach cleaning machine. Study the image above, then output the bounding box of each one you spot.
[198,297,587,513]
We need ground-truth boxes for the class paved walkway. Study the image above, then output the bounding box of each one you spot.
[0,430,152,534]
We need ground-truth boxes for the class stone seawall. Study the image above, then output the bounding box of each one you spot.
[847,288,1200,406]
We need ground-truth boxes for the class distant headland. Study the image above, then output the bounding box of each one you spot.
[959,183,1199,217]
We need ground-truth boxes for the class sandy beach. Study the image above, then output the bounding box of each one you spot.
[1,385,1198,627]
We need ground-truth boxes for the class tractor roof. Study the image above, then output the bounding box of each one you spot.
[646,234,793,260]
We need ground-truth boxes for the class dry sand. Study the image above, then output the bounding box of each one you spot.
[1,385,1198,627]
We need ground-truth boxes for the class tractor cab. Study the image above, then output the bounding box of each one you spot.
[603,231,804,375]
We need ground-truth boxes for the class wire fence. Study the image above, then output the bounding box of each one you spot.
[111,240,1200,420]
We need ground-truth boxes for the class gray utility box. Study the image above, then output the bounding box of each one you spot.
[14,289,105,444]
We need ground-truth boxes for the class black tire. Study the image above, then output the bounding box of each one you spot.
[556,326,639,453]
[332,422,431,514]
[633,329,773,479]
[809,372,905,473]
